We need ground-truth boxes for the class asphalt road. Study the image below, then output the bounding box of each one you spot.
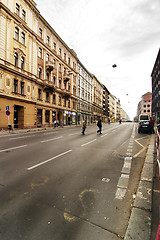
[0,123,151,240]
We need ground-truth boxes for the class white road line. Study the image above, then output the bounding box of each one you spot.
[69,133,79,136]
[9,135,35,140]
[43,131,58,135]
[100,133,108,138]
[0,145,27,153]
[27,149,72,170]
[41,136,62,143]
[81,139,97,147]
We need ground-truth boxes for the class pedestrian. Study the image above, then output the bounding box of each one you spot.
[82,119,87,135]
[119,119,122,124]
[149,117,154,133]
[108,118,110,124]
[97,119,102,134]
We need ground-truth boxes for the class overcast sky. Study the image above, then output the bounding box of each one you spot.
[35,0,160,119]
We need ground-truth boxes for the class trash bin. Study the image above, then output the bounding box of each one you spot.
[8,124,12,131]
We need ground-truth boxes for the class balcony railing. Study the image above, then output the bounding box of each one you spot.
[46,60,54,72]
[61,89,71,99]
[63,75,70,82]
[43,79,55,92]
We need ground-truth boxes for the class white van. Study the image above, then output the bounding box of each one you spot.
[139,114,150,122]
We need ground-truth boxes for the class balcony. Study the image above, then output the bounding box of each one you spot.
[61,89,71,99]
[63,75,70,82]
[46,60,54,72]
[43,80,55,92]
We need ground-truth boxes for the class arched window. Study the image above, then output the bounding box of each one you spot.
[46,72,49,81]
[14,52,18,67]
[21,56,24,70]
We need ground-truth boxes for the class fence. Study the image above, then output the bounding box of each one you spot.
[155,124,160,240]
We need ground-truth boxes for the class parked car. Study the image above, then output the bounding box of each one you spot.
[139,114,150,122]
[138,120,151,133]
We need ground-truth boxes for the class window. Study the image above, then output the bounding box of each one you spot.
[59,79,61,88]
[147,105,150,107]
[54,42,56,51]
[64,99,66,107]
[21,32,25,45]
[46,92,49,102]
[14,52,18,67]
[20,81,24,95]
[53,76,56,84]
[46,72,49,81]
[68,57,70,65]
[59,48,61,56]
[38,68,42,79]
[22,9,26,21]
[64,53,66,61]
[47,36,50,45]
[39,28,42,38]
[45,110,50,123]
[15,27,19,40]
[15,3,20,15]
[59,96,61,105]
[21,56,24,70]
[53,59,56,67]
[53,94,56,104]
[46,53,49,61]
[39,47,42,58]
[59,64,61,72]
[68,99,70,108]
[38,88,42,99]
[14,79,18,93]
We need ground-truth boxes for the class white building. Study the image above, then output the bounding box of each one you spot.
[77,60,93,124]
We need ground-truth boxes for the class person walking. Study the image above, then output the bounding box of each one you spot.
[97,119,102,134]
[82,119,87,135]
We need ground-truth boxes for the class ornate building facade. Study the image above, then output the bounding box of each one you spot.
[0,0,77,129]
[77,60,93,124]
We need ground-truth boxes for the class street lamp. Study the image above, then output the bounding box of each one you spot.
[112,64,117,68]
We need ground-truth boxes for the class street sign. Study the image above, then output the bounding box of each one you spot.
[6,110,10,116]
[6,106,9,110]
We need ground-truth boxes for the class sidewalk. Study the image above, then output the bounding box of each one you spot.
[124,134,159,240]
[0,125,79,135]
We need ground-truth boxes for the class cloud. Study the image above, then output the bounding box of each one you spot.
[35,0,160,118]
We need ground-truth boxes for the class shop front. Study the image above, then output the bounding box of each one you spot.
[63,111,76,125]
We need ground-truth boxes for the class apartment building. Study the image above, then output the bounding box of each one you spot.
[92,75,103,122]
[109,93,116,122]
[141,92,152,118]
[77,60,93,124]
[0,0,77,129]
[151,48,160,122]
[102,85,110,122]
[115,98,121,121]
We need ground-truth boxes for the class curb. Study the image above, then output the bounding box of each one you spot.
[124,134,155,240]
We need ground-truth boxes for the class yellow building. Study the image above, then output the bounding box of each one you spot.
[92,75,103,122]
[0,0,77,129]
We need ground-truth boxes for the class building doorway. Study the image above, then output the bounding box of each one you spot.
[14,105,24,128]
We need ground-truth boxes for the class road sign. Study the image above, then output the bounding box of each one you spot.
[6,106,9,110]
[6,110,10,116]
